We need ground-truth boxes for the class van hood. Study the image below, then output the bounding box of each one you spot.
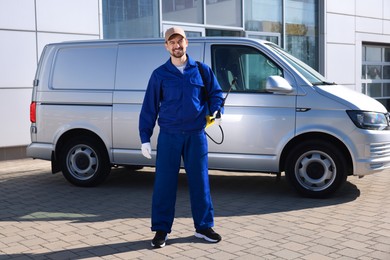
[315,84,387,113]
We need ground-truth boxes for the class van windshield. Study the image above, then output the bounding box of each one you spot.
[265,43,335,85]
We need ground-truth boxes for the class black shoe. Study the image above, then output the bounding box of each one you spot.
[151,231,168,248]
[195,228,222,243]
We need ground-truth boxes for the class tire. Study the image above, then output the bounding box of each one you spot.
[285,140,348,198]
[59,136,111,187]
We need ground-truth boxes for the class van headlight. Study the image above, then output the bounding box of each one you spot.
[347,110,389,130]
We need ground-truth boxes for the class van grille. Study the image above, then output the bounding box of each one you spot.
[371,142,390,157]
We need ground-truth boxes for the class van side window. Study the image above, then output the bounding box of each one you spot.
[115,43,204,90]
[51,46,117,90]
[211,45,283,92]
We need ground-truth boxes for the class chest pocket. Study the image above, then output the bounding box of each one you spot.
[189,75,206,102]
[161,79,182,101]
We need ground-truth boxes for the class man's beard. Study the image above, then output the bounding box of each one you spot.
[171,48,185,58]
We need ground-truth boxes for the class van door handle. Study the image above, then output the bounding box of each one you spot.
[296,108,311,112]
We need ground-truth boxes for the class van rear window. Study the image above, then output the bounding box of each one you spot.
[51,46,117,90]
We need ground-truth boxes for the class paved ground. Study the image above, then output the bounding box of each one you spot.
[0,158,389,260]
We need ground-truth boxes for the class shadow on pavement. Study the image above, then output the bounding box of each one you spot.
[0,164,361,259]
[0,236,200,260]
[0,166,360,224]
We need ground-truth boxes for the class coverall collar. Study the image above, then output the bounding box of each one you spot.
[164,54,198,74]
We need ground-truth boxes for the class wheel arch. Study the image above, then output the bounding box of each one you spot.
[280,132,353,176]
[54,128,111,167]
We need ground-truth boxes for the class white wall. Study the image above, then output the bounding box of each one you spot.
[325,0,390,90]
[0,0,101,148]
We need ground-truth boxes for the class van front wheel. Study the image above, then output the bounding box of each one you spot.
[285,140,347,198]
[59,136,110,187]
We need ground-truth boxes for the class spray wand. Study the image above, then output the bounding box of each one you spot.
[205,78,237,144]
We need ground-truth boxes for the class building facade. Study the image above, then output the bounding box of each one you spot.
[0,0,389,160]
[0,0,101,160]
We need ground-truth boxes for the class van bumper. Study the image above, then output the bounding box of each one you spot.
[26,143,53,161]
[354,140,390,176]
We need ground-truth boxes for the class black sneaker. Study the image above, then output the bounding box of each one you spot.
[195,228,222,243]
[151,231,168,248]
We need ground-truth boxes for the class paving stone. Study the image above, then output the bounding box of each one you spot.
[1,159,390,259]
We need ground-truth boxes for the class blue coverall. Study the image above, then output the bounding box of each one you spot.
[139,55,224,233]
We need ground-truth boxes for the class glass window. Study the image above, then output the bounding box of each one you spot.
[247,34,279,44]
[383,66,390,79]
[285,0,318,70]
[267,42,325,84]
[206,29,244,37]
[211,45,282,92]
[362,65,366,79]
[102,0,159,39]
[365,46,382,62]
[52,46,117,90]
[206,0,242,27]
[116,43,168,90]
[368,83,382,97]
[245,0,282,33]
[116,41,204,90]
[385,48,390,62]
[367,66,382,79]
[162,0,203,24]
[383,83,390,96]
[362,44,390,110]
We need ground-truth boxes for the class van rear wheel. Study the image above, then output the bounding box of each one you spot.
[59,136,110,187]
[285,140,347,198]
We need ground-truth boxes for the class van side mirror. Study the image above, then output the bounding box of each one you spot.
[266,76,293,93]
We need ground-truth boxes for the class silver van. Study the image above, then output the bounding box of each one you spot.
[27,37,390,198]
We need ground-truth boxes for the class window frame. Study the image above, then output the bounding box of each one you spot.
[361,44,390,101]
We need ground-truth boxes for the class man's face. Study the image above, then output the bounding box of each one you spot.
[165,35,188,59]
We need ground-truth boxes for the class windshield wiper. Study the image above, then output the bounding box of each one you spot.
[312,81,337,86]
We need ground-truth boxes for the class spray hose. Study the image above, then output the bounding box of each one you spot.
[205,78,237,145]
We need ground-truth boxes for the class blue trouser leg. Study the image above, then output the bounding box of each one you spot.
[183,131,214,231]
[151,132,181,233]
[151,131,214,233]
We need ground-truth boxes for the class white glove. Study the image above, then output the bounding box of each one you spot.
[213,110,222,126]
[141,142,152,159]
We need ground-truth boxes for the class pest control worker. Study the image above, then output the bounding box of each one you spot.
[139,26,224,248]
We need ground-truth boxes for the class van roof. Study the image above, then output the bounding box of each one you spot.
[47,37,269,47]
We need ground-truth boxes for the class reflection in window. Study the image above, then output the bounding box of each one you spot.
[162,0,203,24]
[206,29,244,37]
[52,47,117,90]
[247,34,279,44]
[285,0,318,70]
[386,48,390,62]
[368,83,382,97]
[211,45,282,92]
[383,83,390,96]
[384,66,390,79]
[362,44,390,110]
[367,66,382,79]
[365,46,382,62]
[245,0,282,33]
[102,0,158,38]
[206,0,242,27]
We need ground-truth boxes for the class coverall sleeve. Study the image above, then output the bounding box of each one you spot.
[139,72,161,144]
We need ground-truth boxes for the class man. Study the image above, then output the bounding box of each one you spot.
[139,26,224,248]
